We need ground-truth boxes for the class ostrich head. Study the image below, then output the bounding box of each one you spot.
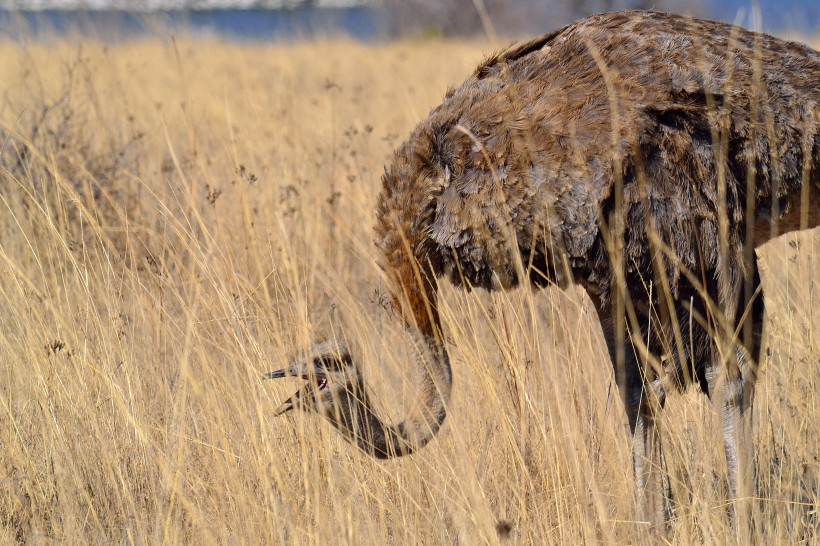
[264,338,439,459]
[265,341,359,417]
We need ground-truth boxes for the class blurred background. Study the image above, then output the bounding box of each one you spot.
[0,0,817,41]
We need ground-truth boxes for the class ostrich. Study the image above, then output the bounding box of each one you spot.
[266,10,820,525]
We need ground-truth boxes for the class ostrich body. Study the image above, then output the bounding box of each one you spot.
[268,11,820,524]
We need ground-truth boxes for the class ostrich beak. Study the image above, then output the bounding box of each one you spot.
[273,396,296,416]
[264,369,297,415]
[264,366,327,416]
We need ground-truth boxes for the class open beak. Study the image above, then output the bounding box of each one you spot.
[273,396,296,416]
[264,369,297,415]
[264,367,326,416]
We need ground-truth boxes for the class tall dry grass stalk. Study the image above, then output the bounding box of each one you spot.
[0,35,817,544]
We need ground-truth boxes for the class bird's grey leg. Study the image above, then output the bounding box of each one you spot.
[707,268,763,538]
[594,294,672,528]
[600,312,672,528]
[706,344,758,538]
[624,367,671,528]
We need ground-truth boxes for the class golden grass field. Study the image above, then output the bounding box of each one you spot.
[0,33,817,544]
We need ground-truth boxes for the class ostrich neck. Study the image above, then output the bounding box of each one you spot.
[325,335,452,459]
[321,240,452,458]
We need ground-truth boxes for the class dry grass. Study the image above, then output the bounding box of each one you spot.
[0,35,817,545]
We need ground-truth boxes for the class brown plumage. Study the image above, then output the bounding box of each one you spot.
[268,10,820,526]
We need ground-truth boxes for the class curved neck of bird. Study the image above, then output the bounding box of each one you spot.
[326,271,452,458]
[324,331,451,459]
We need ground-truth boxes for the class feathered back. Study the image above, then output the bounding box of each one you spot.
[376,10,820,305]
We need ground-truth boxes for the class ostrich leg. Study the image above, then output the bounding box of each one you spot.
[708,272,763,539]
[707,347,757,539]
[596,304,672,527]
[622,351,672,527]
